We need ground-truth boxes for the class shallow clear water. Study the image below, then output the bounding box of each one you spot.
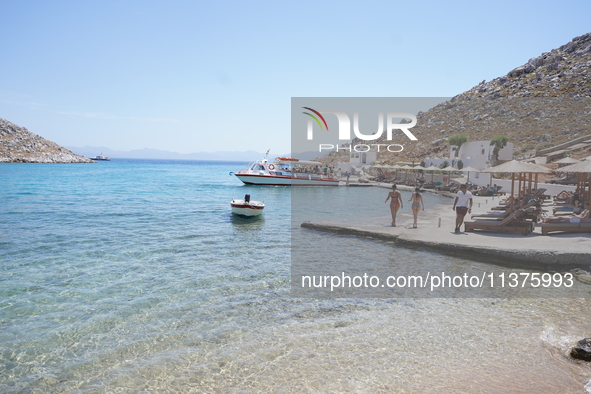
[1,160,590,393]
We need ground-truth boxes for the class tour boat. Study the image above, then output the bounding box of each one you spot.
[90,153,110,161]
[231,152,340,186]
[230,194,265,217]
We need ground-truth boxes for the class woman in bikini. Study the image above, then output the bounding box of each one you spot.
[408,187,425,228]
[385,184,403,226]
[543,202,591,223]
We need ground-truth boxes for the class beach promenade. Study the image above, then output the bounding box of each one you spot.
[302,183,591,271]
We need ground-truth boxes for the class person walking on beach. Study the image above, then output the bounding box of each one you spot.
[408,187,424,228]
[385,184,403,226]
[452,184,473,233]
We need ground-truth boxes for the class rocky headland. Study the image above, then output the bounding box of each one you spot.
[0,118,93,163]
[319,32,591,165]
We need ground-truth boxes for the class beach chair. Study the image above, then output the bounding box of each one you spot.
[436,183,457,192]
[531,188,546,196]
[559,177,578,185]
[464,209,535,235]
[539,222,591,235]
[523,206,543,223]
[471,209,512,220]
[491,185,506,196]
[488,199,539,213]
[552,205,581,214]
[553,190,573,203]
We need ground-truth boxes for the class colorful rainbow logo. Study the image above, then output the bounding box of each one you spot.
[302,107,329,131]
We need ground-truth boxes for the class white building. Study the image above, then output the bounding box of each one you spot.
[338,145,378,173]
[424,140,513,170]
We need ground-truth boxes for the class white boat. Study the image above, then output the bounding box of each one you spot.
[231,151,339,186]
[231,194,265,217]
[90,153,110,161]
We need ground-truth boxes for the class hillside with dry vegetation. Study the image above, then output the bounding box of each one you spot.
[0,118,93,163]
[319,32,591,166]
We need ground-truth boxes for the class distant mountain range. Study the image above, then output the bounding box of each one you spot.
[0,117,328,163]
[66,146,268,161]
[66,146,326,162]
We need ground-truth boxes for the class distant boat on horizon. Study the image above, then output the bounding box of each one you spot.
[89,153,110,161]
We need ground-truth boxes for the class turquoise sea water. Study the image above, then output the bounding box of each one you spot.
[1,159,591,393]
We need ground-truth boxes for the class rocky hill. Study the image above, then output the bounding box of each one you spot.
[0,118,93,163]
[321,32,591,165]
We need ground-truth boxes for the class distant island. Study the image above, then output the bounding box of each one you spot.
[65,146,271,162]
[66,146,326,162]
[0,118,290,163]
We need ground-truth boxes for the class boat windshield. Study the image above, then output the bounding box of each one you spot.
[250,163,266,171]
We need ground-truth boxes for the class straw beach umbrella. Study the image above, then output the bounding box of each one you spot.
[422,165,440,183]
[396,165,413,181]
[557,160,591,173]
[371,164,389,180]
[411,164,425,184]
[555,160,591,206]
[459,166,480,182]
[386,164,401,181]
[439,166,457,184]
[554,157,580,166]
[481,160,551,211]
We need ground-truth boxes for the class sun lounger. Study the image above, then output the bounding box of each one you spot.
[555,178,578,185]
[471,206,542,222]
[553,190,574,202]
[471,210,512,220]
[539,222,591,235]
[553,206,578,214]
[464,209,535,235]
[523,209,542,223]
[529,188,547,200]
[436,183,459,192]
[488,199,539,212]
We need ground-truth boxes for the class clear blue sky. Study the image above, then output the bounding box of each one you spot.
[1,0,590,154]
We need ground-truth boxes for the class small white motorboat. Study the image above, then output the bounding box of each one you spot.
[230,194,265,217]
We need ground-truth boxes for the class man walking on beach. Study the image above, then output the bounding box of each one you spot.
[452,184,473,233]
